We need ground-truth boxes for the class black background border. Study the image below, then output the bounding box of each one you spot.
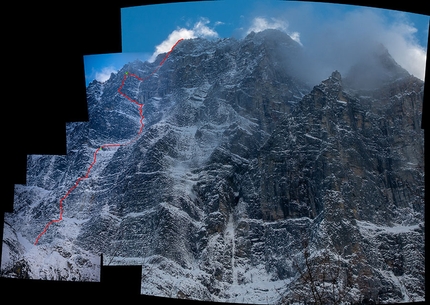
[1,1,428,303]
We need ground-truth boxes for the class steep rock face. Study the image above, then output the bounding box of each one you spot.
[247,70,424,224]
[241,70,424,302]
[2,30,425,303]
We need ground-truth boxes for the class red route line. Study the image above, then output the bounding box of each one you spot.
[34,39,183,245]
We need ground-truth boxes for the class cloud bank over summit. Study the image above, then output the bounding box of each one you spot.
[292,8,427,82]
[238,7,426,82]
[147,5,426,81]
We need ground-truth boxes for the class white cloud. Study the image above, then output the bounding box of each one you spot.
[246,17,302,45]
[95,66,117,83]
[194,18,219,37]
[289,31,302,45]
[381,21,427,80]
[149,18,219,63]
[247,17,287,34]
[149,28,194,63]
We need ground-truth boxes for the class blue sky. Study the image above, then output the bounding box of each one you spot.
[84,0,429,85]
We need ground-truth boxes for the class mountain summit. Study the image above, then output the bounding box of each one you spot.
[2,30,425,303]
[344,43,411,89]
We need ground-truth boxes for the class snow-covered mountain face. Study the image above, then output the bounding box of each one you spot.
[2,29,425,303]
